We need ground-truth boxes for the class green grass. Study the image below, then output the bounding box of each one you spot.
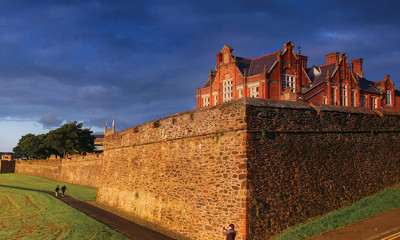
[0,173,97,201]
[277,184,400,240]
[0,186,127,240]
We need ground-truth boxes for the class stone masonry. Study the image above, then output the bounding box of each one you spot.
[98,98,400,239]
[15,153,102,188]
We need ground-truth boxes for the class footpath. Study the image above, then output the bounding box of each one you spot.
[309,207,400,240]
[0,185,175,240]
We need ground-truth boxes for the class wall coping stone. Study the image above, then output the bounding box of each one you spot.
[310,103,377,115]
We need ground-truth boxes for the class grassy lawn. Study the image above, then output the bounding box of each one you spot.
[0,173,97,201]
[0,186,127,240]
[277,184,400,240]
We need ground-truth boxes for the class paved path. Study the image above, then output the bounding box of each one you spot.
[310,207,400,240]
[0,185,175,240]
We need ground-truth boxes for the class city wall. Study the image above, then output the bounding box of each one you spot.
[0,160,15,173]
[15,153,102,188]
[98,100,250,240]
[98,98,400,240]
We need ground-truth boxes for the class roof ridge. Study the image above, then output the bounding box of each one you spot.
[251,51,279,61]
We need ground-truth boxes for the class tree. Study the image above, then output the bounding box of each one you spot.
[46,121,95,157]
[12,134,51,159]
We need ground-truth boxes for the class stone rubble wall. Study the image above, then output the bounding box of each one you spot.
[0,160,16,173]
[98,101,250,240]
[15,153,102,188]
[244,99,400,239]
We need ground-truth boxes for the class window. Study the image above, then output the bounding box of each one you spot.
[331,88,336,105]
[250,86,259,98]
[340,86,347,106]
[360,95,366,107]
[203,96,210,107]
[323,97,327,105]
[223,79,233,102]
[386,90,392,105]
[351,91,355,107]
[282,74,295,92]
[370,97,378,110]
[213,94,218,106]
[238,87,243,98]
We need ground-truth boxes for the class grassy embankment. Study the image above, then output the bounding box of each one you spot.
[0,173,127,239]
[0,173,97,201]
[277,184,400,239]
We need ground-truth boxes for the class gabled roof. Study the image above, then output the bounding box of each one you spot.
[236,51,279,76]
[202,76,215,88]
[308,64,336,87]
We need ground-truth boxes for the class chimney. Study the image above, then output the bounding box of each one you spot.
[351,58,363,77]
[325,52,339,65]
[385,75,390,81]
[297,54,308,69]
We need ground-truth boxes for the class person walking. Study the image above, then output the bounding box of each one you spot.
[55,185,60,197]
[222,224,236,240]
[61,185,67,197]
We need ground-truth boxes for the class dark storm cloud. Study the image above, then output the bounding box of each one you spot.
[0,0,399,143]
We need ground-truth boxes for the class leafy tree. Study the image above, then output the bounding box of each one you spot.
[46,121,95,157]
[13,121,95,159]
[12,134,50,159]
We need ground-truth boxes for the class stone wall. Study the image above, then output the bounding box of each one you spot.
[99,98,400,240]
[98,101,251,240]
[245,99,400,239]
[0,160,15,173]
[15,153,102,188]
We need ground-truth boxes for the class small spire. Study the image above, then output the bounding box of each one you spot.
[326,70,330,80]
[264,64,268,73]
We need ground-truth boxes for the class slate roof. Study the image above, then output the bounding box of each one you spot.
[236,52,279,76]
[308,64,336,88]
[358,78,382,94]
[307,64,382,95]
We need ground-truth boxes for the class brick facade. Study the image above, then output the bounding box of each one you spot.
[197,41,400,111]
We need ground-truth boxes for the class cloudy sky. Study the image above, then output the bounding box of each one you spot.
[1,0,400,151]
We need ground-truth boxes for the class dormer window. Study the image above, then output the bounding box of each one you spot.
[282,74,295,92]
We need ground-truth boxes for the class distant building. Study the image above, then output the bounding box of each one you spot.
[0,152,13,161]
[197,41,400,109]
[93,134,104,152]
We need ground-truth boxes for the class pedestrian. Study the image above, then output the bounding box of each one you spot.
[55,185,60,197]
[61,185,67,197]
[222,223,236,240]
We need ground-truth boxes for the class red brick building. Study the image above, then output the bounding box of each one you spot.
[197,41,400,110]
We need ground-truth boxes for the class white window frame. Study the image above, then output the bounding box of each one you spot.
[213,93,218,106]
[282,74,295,92]
[237,86,243,98]
[202,96,210,107]
[223,79,233,102]
[248,83,259,98]
[386,90,392,106]
[351,91,356,107]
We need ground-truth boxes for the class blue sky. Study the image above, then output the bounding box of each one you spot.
[1,0,400,151]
